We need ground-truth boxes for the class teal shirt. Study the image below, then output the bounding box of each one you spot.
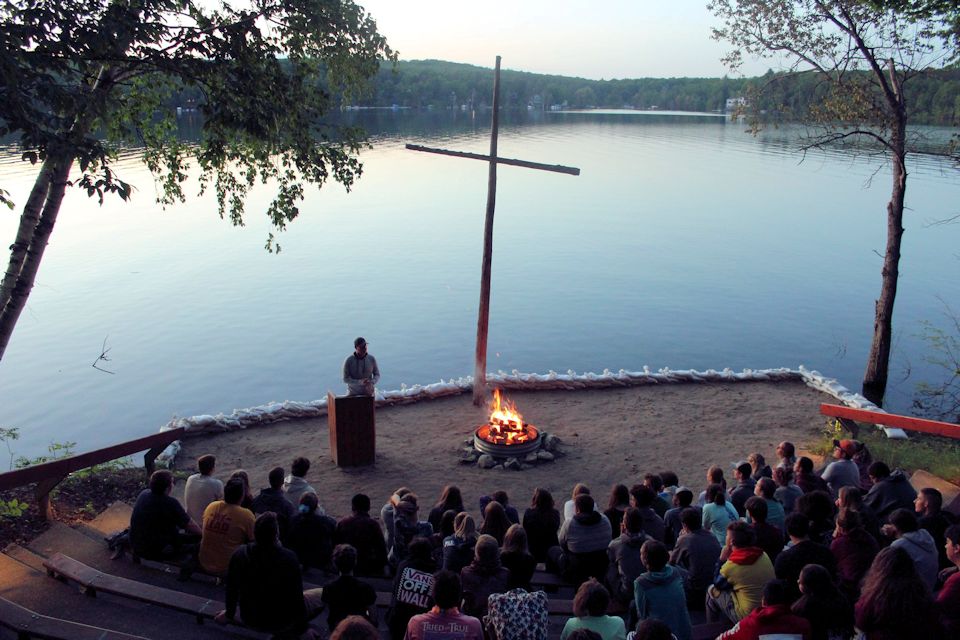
[560,615,626,640]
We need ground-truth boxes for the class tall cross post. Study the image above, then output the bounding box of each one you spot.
[406,56,580,405]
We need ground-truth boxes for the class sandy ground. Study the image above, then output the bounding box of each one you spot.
[174,381,832,519]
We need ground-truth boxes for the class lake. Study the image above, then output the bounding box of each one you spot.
[1,109,958,459]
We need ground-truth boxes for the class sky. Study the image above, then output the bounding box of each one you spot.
[356,1,775,80]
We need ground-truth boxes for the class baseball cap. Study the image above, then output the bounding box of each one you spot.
[833,439,858,456]
[354,336,367,347]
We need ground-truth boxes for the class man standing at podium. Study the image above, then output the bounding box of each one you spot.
[343,336,380,396]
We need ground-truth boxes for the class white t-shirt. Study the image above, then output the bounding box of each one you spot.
[184,473,223,525]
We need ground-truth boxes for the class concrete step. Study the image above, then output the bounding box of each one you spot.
[26,521,226,602]
[0,549,264,640]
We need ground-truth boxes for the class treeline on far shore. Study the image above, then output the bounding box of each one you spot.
[171,59,960,126]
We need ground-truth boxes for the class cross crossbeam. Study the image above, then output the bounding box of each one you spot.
[405,144,580,176]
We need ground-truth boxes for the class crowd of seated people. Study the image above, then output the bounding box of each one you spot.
[120,439,960,640]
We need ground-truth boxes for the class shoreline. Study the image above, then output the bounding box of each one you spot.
[158,365,877,467]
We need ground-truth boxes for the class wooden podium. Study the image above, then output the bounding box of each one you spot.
[327,392,376,466]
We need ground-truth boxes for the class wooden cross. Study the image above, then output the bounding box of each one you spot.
[406,56,580,405]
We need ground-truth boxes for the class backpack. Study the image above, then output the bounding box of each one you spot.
[483,588,548,640]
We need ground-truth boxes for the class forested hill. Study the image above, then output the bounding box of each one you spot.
[360,59,960,125]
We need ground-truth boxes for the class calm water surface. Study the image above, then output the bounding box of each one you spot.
[1,110,958,457]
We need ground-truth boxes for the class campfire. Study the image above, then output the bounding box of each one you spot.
[474,389,541,457]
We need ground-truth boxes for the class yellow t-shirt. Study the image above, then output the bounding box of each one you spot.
[199,501,255,575]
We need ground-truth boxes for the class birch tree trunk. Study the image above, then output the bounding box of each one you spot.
[0,155,74,359]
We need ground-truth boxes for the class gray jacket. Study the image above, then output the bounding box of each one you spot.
[606,531,647,600]
[559,510,612,554]
[892,529,939,590]
[343,353,380,396]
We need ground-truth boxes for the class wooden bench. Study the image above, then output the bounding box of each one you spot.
[43,553,224,625]
[0,595,150,640]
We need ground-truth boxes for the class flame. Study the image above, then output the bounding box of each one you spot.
[486,389,531,445]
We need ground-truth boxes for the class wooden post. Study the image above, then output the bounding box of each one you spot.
[473,55,502,406]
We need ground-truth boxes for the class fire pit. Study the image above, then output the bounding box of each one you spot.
[473,390,543,458]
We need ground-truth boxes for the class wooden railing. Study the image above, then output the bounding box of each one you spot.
[820,403,960,440]
[0,427,185,519]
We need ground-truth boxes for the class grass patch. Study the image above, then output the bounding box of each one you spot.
[813,418,960,485]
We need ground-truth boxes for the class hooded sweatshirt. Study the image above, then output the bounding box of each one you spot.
[634,565,692,640]
[606,531,647,600]
[715,547,775,620]
[892,528,939,589]
[717,603,811,640]
[559,510,612,553]
[863,469,917,521]
[282,475,318,510]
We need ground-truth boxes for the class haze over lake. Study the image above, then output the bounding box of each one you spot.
[1,109,957,458]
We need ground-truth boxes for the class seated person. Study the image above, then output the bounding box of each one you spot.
[938,524,960,636]
[886,507,939,590]
[863,461,917,522]
[199,477,255,576]
[288,491,337,571]
[283,456,317,508]
[391,494,433,566]
[184,454,223,527]
[428,485,465,533]
[819,440,860,496]
[753,478,785,531]
[479,500,512,546]
[774,513,837,602]
[793,457,829,495]
[729,462,757,518]
[130,469,201,561]
[459,534,509,618]
[633,540,691,640]
[336,493,388,576]
[404,570,483,640]
[916,487,958,569]
[550,493,613,585]
[662,487,696,549]
[322,544,378,631]
[214,512,324,634]
[629,485,666,542]
[561,578,626,640]
[249,466,295,543]
[332,616,380,640]
[669,507,721,611]
[747,453,772,482]
[500,524,536,591]
[387,537,436,640]
[479,489,520,524]
[744,496,783,563]
[706,521,775,624]
[523,487,561,563]
[716,579,811,640]
[605,507,647,603]
[830,508,878,602]
[443,512,478,574]
[643,474,671,518]
[772,467,803,514]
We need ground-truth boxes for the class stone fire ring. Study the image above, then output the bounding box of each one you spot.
[462,427,562,471]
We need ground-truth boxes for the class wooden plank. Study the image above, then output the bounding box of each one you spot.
[0,595,150,640]
[0,428,185,491]
[404,145,581,176]
[820,404,960,439]
[43,554,222,623]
